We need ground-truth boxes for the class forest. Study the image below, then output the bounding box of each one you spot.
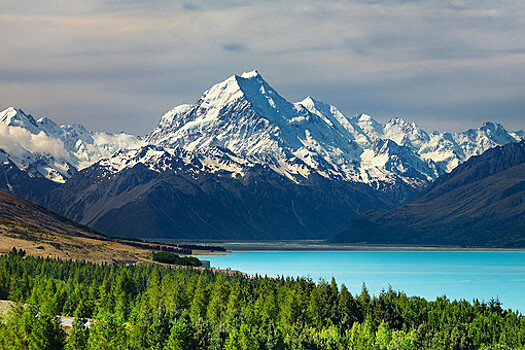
[151,252,202,267]
[0,250,524,350]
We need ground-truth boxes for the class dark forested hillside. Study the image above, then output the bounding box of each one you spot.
[0,253,524,349]
[332,141,525,247]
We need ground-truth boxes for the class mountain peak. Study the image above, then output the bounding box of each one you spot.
[200,70,274,107]
[36,116,62,137]
[0,106,40,134]
[1,106,25,121]
[299,96,319,108]
[36,116,59,128]
[481,121,505,131]
[355,113,374,122]
[201,75,243,105]
[386,117,418,129]
[3,106,18,114]
[387,117,406,125]
[240,70,261,79]
[352,113,382,136]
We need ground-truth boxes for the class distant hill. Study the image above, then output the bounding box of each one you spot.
[331,141,525,247]
[0,191,182,262]
[0,190,105,239]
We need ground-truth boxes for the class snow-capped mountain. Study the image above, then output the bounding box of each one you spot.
[0,107,144,184]
[0,149,59,202]
[147,70,364,183]
[332,140,525,247]
[3,70,524,239]
[381,118,523,173]
[146,70,522,192]
[146,71,442,192]
[3,70,522,193]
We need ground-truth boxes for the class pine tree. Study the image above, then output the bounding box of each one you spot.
[65,316,89,350]
[28,312,66,350]
[166,317,194,350]
[206,274,229,325]
[147,305,171,348]
[189,274,209,322]
[87,312,127,350]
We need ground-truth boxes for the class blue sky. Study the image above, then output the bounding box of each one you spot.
[1,0,524,135]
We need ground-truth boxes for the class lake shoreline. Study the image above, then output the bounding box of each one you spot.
[153,239,525,252]
[193,250,525,313]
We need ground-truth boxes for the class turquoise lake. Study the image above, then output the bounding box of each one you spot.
[197,251,525,313]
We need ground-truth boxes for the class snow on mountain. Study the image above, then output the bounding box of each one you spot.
[1,107,45,135]
[98,144,252,180]
[144,70,523,189]
[382,117,431,150]
[351,113,384,140]
[412,122,522,172]
[0,107,144,182]
[146,70,441,188]
[2,70,523,194]
[359,139,441,189]
[511,130,525,140]
[298,96,372,147]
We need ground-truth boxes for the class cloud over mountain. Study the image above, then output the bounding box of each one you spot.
[0,123,69,160]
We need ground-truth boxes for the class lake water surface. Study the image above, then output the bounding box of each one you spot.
[197,251,525,313]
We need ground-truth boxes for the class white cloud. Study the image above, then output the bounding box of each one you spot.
[0,123,70,161]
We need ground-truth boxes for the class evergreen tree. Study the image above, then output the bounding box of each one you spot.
[65,316,89,350]
[146,305,171,348]
[0,253,523,350]
[166,317,194,350]
[87,312,127,350]
[189,273,209,322]
[28,312,66,350]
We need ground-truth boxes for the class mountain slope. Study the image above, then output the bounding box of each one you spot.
[0,150,59,202]
[0,190,194,263]
[331,141,525,247]
[146,71,441,194]
[0,190,105,239]
[41,146,390,239]
[147,71,522,192]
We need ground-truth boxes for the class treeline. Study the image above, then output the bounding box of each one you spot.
[110,237,226,253]
[151,252,202,267]
[0,253,524,349]
[176,244,227,252]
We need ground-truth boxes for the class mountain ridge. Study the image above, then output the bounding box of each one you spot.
[2,71,522,195]
[1,70,524,240]
[331,140,525,247]
[41,145,393,239]
[37,71,524,239]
